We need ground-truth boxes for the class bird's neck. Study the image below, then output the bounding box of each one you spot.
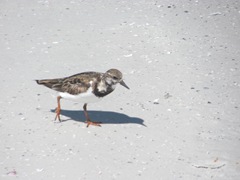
[93,80,115,98]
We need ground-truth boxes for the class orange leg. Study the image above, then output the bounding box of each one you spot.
[83,103,101,127]
[55,96,62,121]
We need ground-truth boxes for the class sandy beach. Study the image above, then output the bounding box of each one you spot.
[0,0,240,179]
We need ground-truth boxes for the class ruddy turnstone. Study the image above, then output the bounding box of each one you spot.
[36,69,129,127]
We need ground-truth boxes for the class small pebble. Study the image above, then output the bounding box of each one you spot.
[153,99,159,104]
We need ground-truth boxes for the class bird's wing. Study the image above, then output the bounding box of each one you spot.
[36,72,102,95]
[60,72,101,95]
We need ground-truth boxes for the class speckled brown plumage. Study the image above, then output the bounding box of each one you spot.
[36,72,101,95]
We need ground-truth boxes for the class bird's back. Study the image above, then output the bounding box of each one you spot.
[36,71,103,95]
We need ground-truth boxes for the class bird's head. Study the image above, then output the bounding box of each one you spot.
[104,69,130,89]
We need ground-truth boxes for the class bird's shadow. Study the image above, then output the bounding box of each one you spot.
[50,109,146,126]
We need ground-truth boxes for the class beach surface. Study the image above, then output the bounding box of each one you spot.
[0,0,240,179]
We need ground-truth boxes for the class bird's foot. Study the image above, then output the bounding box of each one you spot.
[55,107,61,122]
[85,119,102,127]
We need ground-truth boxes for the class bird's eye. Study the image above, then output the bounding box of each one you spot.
[113,76,118,80]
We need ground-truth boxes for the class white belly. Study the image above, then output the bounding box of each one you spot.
[59,87,102,103]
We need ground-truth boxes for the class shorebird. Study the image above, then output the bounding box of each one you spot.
[36,69,129,127]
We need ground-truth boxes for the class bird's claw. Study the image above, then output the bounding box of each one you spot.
[85,120,102,127]
[55,108,61,122]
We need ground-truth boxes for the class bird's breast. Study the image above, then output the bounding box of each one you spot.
[59,86,102,103]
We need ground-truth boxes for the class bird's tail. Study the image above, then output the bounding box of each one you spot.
[35,79,62,90]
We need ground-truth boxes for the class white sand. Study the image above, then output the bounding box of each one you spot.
[1,0,240,179]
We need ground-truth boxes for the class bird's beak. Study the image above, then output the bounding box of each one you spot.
[120,80,130,89]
